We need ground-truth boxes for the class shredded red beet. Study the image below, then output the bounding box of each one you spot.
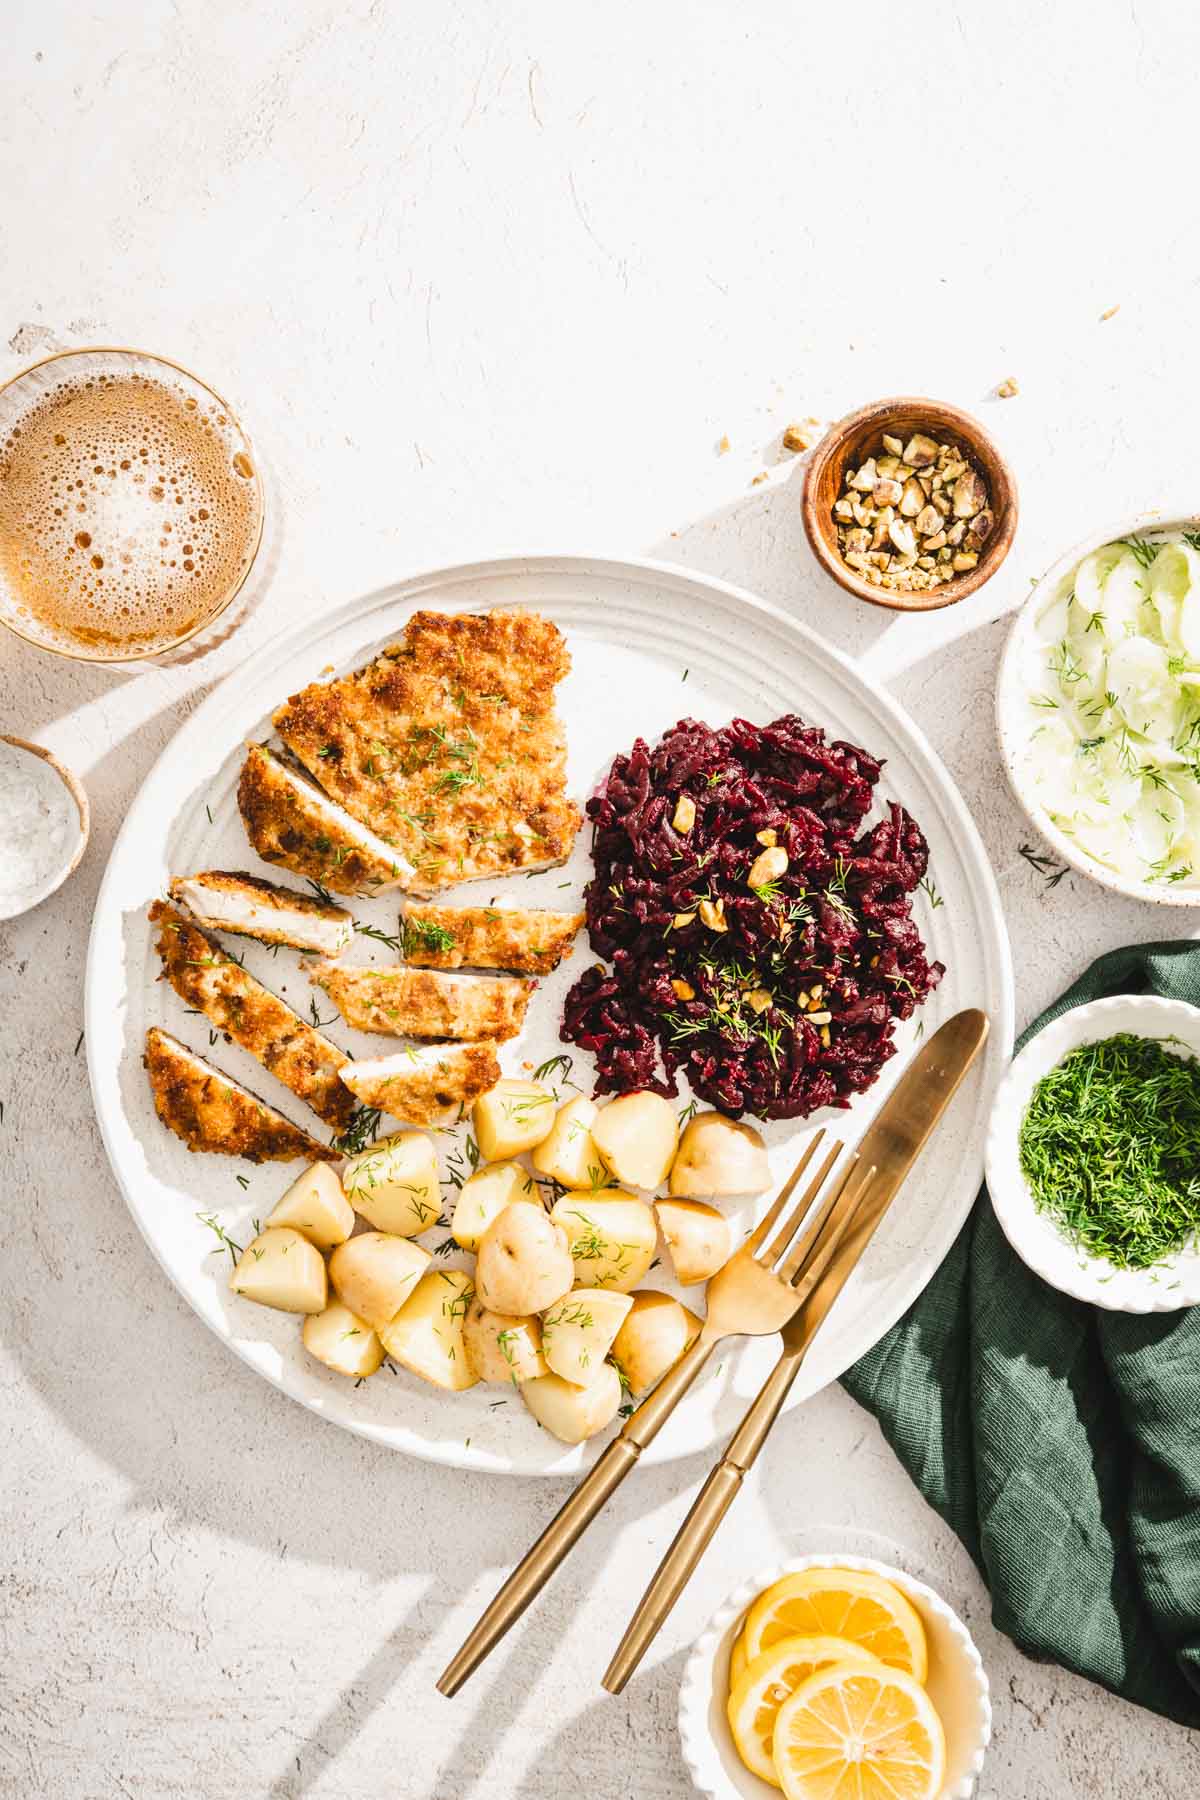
[560,715,944,1120]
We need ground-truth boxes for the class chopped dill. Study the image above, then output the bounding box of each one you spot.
[1019,1033,1200,1269]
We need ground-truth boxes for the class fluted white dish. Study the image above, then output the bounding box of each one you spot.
[678,1550,991,1799]
[985,992,1200,1312]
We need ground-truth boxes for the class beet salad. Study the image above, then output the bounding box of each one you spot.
[561,714,944,1120]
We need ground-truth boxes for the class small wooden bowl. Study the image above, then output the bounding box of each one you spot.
[801,396,1018,613]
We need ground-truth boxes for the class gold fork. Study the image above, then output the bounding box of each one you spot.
[436,1132,875,1697]
[602,1005,990,1692]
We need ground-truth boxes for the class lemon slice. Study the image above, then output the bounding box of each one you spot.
[772,1662,946,1800]
[742,1567,928,1680]
[727,1635,883,1787]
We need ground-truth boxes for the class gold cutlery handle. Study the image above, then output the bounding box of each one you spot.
[602,1347,806,1694]
[437,1332,716,1696]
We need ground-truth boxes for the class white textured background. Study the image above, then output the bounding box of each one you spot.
[3,1,1199,1794]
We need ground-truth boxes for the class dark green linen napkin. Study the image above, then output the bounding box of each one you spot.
[842,940,1200,1728]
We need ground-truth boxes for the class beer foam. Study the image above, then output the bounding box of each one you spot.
[0,370,263,658]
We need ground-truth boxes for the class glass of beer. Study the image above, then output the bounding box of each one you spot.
[0,347,264,662]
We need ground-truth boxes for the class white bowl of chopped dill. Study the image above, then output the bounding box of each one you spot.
[986,995,1200,1310]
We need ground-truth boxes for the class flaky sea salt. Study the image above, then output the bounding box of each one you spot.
[0,739,80,915]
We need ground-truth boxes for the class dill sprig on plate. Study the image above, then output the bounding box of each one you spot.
[1018,1032,1200,1269]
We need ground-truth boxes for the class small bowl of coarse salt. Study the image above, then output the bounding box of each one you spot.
[0,735,90,920]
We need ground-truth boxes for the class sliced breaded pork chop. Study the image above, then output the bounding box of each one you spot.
[144,1028,338,1163]
[169,870,354,957]
[340,1042,500,1126]
[311,964,534,1042]
[238,742,414,896]
[401,902,584,974]
[150,900,355,1130]
[271,609,581,892]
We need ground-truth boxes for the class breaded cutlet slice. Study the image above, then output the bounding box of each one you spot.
[237,743,414,897]
[339,1042,500,1127]
[310,963,534,1042]
[271,609,581,892]
[150,900,355,1131]
[144,1027,338,1163]
[169,870,354,957]
[401,902,584,974]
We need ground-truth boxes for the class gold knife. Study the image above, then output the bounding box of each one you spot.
[602,1006,989,1693]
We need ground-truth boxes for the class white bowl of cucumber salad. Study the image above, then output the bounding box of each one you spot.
[999,512,1200,905]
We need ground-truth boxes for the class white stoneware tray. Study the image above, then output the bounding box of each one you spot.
[86,554,1013,1476]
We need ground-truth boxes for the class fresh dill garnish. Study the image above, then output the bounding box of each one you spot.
[1019,1033,1200,1269]
[308,995,338,1030]
[917,877,944,910]
[306,879,340,908]
[332,1107,383,1156]
[1018,843,1068,888]
[1119,534,1160,570]
[404,917,456,956]
[533,1053,574,1086]
[354,920,405,953]
[73,1030,84,1056]
[235,1174,250,1190]
[197,1212,243,1264]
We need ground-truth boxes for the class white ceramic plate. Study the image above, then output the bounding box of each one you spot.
[996,509,1200,908]
[678,1549,991,1800]
[986,992,1200,1311]
[86,554,1013,1475]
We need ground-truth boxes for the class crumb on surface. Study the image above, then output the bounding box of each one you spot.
[716,434,730,455]
[1100,305,1120,322]
[750,471,768,486]
[996,377,1020,398]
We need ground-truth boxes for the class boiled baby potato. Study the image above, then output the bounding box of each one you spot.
[531,1094,602,1190]
[380,1268,478,1392]
[592,1091,679,1190]
[476,1203,574,1315]
[302,1299,385,1379]
[230,1227,327,1315]
[328,1231,430,1329]
[542,1288,632,1387]
[668,1111,770,1198]
[521,1362,622,1445]
[549,1191,657,1292]
[655,1199,731,1285]
[265,1162,354,1250]
[451,1160,538,1252]
[611,1289,702,1394]
[343,1131,441,1237]
[461,1297,547,1384]
[473,1077,557,1161]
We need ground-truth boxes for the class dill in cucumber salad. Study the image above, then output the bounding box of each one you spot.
[1018,530,1200,887]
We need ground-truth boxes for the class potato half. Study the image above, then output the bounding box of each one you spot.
[531,1094,602,1190]
[230,1228,328,1315]
[655,1198,731,1285]
[461,1298,547,1385]
[379,1268,478,1392]
[473,1078,557,1161]
[476,1203,574,1316]
[451,1160,538,1253]
[611,1289,702,1394]
[668,1112,770,1198]
[521,1363,623,1444]
[302,1300,385,1379]
[549,1191,657,1292]
[541,1288,633,1387]
[592,1091,679,1190]
[343,1131,441,1237]
[265,1162,354,1250]
[328,1231,430,1329]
